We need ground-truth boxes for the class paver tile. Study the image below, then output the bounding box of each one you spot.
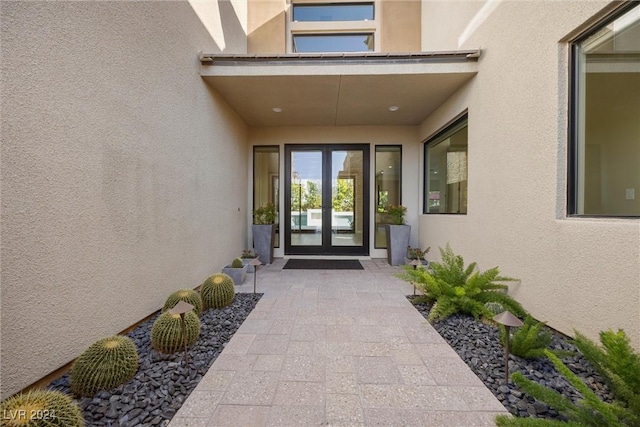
[208,405,271,426]
[326,393,364,425]
[273,381,325,406]
[220,371,279,405]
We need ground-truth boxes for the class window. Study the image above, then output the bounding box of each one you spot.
[289,1,378,53]
[570,3,640,217]
[374,146,401,248]
[424,116,468,214]
[253,146,280,247]
[293,3,374,22]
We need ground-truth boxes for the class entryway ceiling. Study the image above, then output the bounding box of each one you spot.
[200,51,479,127]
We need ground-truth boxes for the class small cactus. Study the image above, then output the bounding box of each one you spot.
[151,310,201,354]
[0,389,85,427]
[231,257,243,268]
[162,288,203,316]
[69,336,138,397]
[201,273,235,309]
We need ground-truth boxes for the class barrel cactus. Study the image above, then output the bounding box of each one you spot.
[70,335,138,397]
[162,288,203,316]
[201,273,235,309]
[151,310,201,354]
[231,257,243,268]
[0,389,84,427]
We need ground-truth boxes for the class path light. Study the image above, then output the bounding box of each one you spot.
[409,259,421,295]
[169,300,195,365]
[493,310,523,384]
[250,257,262,294]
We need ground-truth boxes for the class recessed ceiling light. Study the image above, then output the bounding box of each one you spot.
[388,165,393,169]
[272,107,282,113]
[389,106,399,112]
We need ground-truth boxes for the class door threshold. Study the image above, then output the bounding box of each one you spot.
[283,255,371,260]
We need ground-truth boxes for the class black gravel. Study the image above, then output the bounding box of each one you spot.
[409,297,613,422]
[49,293,262,427]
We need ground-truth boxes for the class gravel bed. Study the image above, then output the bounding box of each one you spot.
[410,297,613,422]
[49,293,262,427]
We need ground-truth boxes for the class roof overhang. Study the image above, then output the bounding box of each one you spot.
[200,50,480,127]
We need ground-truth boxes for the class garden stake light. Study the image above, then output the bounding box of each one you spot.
[169,300,195,365]
[409,258,421,295]
[250,257,262,294]
[493,310,523,384]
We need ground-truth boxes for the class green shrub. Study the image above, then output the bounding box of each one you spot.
[69,336,138,397]
[484,301,505,316]
[574,329,640,420]
[151,310,201,354]
[162,288,203,316]
[231,257,243,268]
[252,203,277,224]
[501,315,552,359]
[0,389,85,427]
[386,205,407,225]
[398,244,526,321]
[201,273,235,309]
[495,349,636,427]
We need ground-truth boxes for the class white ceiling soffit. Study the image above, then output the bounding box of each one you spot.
[200,51,480,127]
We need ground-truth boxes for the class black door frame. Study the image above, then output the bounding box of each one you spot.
[284,144,370,256]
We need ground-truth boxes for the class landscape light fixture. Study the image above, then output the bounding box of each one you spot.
[409,258,421,295]
[493,310,523,384]
[250,257,262,294]
[169,300,196,365]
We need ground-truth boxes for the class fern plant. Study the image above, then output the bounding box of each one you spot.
[495,349,637,427]
[501,315,552,359]
[573,329,640,421]
[399,244,526,321]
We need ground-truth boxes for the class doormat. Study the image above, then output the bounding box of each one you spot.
[283,259,364,270]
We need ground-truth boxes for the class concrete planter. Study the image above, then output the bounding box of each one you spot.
[221,264,248,286]
[385,224,411,266]
[252,224,275,264]
[241,257,258,273]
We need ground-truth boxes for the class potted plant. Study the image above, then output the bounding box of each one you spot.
[385,205,410,266]
[406,245,430,268]
[222,257,248,286]
[240,249,259,273]
[252,202,277,264]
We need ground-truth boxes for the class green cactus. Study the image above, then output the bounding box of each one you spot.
[0,389,85,427]
[201,273,235,309]
[150,310,201,354]
[231,257,243,268]
[70,335,138,397]
[162,288,203,316]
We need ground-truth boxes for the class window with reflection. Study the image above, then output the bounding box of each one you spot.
[293,3,374,22]
[375,146,401,248]
[253,146,279,247]
[570,3,640,217]
[293,34,374,53]
[424,116,468,214]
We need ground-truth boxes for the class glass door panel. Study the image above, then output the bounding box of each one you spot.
[331,150,363,247]
[290,150,323,247]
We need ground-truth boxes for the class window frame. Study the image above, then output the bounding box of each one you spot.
[567,2,640,218]
[423,113,469,215]
[374,145,402,249]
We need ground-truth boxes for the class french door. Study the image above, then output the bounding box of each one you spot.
[285,144,369,255]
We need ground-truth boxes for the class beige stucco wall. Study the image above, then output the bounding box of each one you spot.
[249,126,421,259]
[1,1,249,398]
[418,1,640,348]
[380,1,422,52]
[248,0,286,53]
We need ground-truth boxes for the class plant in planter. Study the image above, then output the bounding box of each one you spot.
[406,245,430,267]
[222,257,248,286]
[252,202,277,264]
[384,205,410,266]
[241,249,259,273]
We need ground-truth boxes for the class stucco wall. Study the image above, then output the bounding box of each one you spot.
[249,126,420,259]
[418,1,640,348]
[380,1,422,52]
[1,1,249,398]
[248,0,286,53]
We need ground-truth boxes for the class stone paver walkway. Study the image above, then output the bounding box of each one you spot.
[168,258,508,426]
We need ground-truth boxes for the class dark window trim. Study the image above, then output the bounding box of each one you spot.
[422,112,468,214]
[567,2,640,218]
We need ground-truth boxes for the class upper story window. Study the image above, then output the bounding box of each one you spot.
[424,115,468,214]
[569,3,640,217]
[293,3,374,22]
[288,1,379,53]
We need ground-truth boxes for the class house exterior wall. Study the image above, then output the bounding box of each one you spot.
[418,0,640,348]
[248,0,286,53]
[380,1,422,52]
[1,1,249,398]
[249,126,421,259]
